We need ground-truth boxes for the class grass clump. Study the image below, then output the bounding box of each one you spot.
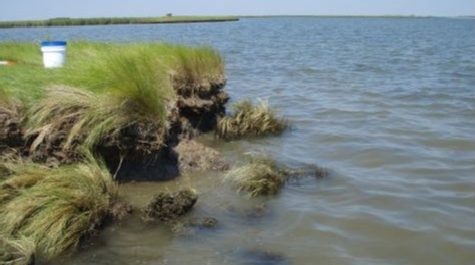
[225,155,327,197]
[216,99,288,140]
[0,157,120,260]
[0,236,35,265]
[168,45,225,94]
[225,156,285,197]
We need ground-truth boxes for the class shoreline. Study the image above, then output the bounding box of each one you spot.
[0,16,239,29]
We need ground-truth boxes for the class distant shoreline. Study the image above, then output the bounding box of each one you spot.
[0,16,239,29]
[0,15,472,28]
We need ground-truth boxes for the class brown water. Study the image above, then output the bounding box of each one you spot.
[3,17,473,265]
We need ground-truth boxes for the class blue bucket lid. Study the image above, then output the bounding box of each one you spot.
[41,41,67,46]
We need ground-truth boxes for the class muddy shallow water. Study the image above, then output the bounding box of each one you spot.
[2,17,474,265]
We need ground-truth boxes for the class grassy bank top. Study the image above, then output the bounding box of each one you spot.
[0,41,224,101]
[0,41,225,150]
[0,16,239,28]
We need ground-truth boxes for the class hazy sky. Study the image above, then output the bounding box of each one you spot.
[0,0,473,21]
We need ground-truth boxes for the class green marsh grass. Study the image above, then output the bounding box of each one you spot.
[0,41,224,153]
[0,41,226,260]
[216,99,288,140]
[0,156,120,260]
[168,45,225,94]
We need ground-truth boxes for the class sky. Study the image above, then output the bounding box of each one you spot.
[0,0,473,21]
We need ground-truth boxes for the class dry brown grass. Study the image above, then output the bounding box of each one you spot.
[0,236,35,265]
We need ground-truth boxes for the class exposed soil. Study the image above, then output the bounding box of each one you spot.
[107,200,133,221]
[0,103,23,153]
[174,139,229,173]
[0,79,229,182]
[143,189,198,223]
[174,77,229,135]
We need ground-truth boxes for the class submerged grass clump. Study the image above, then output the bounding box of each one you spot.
[216,99,288,140]
[226,155,327,197]
[0,157,120,260]
[225,156,285,197]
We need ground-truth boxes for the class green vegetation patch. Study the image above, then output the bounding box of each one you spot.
[0,157,120,260]
[216,99,288,140]
[0,41,225,157]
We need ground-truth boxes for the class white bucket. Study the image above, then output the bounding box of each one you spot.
[41,41,67,68]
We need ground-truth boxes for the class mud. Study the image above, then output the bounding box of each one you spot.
[174,139,229,173]
[107,200,133,221]
[0,103,23,154]
[143,189,198,223]
[175,77,229,135]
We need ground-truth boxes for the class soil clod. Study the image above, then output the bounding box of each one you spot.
[143,189,198,222]
[174,140,229,173]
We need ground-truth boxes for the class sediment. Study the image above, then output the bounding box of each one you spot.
[0,102,23,153]
[174,76,229,134]
[174,139,229,172]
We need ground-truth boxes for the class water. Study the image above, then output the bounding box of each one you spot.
[1,17,474,265]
